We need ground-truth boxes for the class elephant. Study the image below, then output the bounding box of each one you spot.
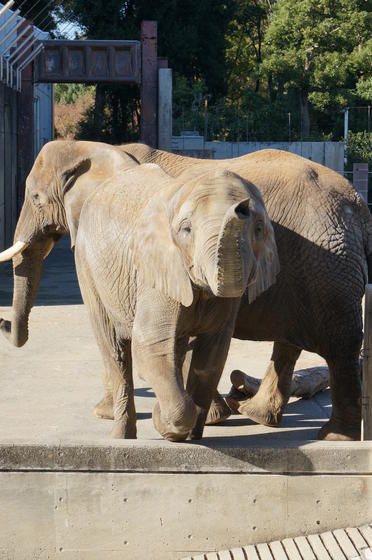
[114,143,372,441]
[0,140,279,441]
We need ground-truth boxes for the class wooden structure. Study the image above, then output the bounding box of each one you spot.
[34,40,141,84]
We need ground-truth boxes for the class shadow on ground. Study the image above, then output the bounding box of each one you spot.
[0,236,82,306]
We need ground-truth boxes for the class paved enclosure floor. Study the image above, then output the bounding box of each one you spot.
[0,237,329,446]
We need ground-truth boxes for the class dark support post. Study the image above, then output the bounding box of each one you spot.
[363,285,372,440]
[17,20,34,213]
[141,20,158,147]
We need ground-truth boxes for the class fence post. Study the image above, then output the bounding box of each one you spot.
[362,285,372,440]
[158,66,172,151]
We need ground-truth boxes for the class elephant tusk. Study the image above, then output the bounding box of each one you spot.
[43,239,55,260]
[0,241,29,262]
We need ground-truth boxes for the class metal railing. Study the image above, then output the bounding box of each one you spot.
[0,1,45,91]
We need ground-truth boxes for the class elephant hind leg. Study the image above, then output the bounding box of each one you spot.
[83,290,136,439]
[94,362,114,420]
[205,392,232,425]
[318,355,361,441]
[228,341,301,427]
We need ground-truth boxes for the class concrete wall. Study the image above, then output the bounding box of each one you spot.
[0,442,371,559]
[34,82,54,158]
[171,137,345,173]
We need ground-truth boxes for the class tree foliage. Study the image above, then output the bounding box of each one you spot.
[54,0,371,150]
[13,0,60,32]
[262,0,371,136]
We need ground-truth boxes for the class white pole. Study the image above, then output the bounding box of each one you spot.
[0,1,15,18]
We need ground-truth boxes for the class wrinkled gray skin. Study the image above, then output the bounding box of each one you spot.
[117,144,372,441]
[0,140,278,441]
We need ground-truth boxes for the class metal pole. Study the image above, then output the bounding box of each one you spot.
[368,105,371,166]
[288,112,291,144]
[237,107,240,156]
[17,41,43,71]
[0,8,20,38]
[0,1,15,18]
[1,20,31,56]
[344,107,349,166]
[0,12,24,52]
[246,114,249,143]
[16,42,43,90]
[203,98,208,151]
[8,32,35,65]
[8,33,32,61]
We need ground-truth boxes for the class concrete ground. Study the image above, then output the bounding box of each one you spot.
[0,236,329,445]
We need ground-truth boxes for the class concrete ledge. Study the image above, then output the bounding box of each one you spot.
[1,468,371,560]
[1,439,371,474]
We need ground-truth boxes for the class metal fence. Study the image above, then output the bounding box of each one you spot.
[0,2,53,250]
[0,82,17,250]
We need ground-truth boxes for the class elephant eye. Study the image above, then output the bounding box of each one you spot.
[179,221,192,235]
[31,192,40,204]
[255,221,264,241]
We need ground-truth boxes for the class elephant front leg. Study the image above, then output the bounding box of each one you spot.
[227,341,301,427]
[187,324,236,440]
[132,291,198,442]
[318,355,361,441]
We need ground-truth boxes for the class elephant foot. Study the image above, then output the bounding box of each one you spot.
[226,388,282,427]
[152,400,197,442]
[205,393,231,425]
[94,393,114,420]
[318,418,361,441]
[110,419,137,439]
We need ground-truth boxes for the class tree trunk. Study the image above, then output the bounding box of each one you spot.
[300,90,311,139]
[94,84,105,138]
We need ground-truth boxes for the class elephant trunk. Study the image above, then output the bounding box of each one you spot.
[210,199,255,298]
[0,241,48,347]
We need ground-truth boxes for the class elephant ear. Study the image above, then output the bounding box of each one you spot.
[133,198,194,307]
[247,218,280,304]
[63,158,92,248]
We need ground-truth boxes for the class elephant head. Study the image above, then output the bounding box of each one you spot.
[133,168,279,308]
[0,140,137,347]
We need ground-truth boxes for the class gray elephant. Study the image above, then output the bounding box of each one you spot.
[0,140,278,441]
[118,143,372,441]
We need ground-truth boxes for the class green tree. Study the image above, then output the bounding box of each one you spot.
[225,0,272,102]
[54,83,95,104]
[262,0,371,138]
